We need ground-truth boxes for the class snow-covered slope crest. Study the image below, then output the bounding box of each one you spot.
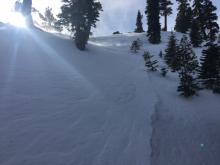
[0,26,219,165]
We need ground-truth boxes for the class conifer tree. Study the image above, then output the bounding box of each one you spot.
[135,10,144,33]
[14,1,22,12]
[22,0,33,26]
[45,7,55,27]
[159,0,173,31]
[164,32,179,71]
[146,0,161,44]
[143,51,158,71]
[22,0,32,16]
[159,50,163,58]
[192,0,205,40]
[190,19,203,47]
[192,0,204,20]
[203,0,219,42]
[177,35,199,97]
[175,0,192,33]
[199,43,220,89]
[213,57,220,93]
[58,0,102,50]
[130,40,141,53]
[218,34,220,44]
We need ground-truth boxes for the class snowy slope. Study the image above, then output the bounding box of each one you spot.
[0,25,220,165]
[0,25,157,165]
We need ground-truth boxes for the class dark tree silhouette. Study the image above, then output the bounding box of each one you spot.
[22,0,33,26]
[175,0,192,33]
[203,0,219,42]
[164,32,179,71]
[159,0,173,31]
[146,0,161,44]
[134,10,144,33]
[58,0,102,50]
[177,35,199,97]
[190,19,203,47]
[45,7,55,27]
[199,43,220,89]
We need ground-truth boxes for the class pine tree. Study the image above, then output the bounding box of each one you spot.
[177,35,199,97]
[22,0,32,16]
[159,0,173,31]
[164,32,179,71]
[213,57,220,93]
[192,0,204,20]
[218,34,220,44]
[143,51,158,71]
[199,43,220,89]
[146,0,161,44]
[190,19,203,47]
[14,1,22,12]
[175,0,192,33]
[58,0,102,50]
[135,10,144,33]
[178,74,198,97]
[203,0,219,42]
[130,40,140,53]
[45,7,55,27]
[192,0,205,40]
[22,0,33,26]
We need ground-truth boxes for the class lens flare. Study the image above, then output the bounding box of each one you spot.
[9,13,27,28]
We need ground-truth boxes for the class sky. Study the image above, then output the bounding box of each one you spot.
[0,0,220,36]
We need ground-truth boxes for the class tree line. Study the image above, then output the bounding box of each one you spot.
[131,0,220,97]
[14,0,219,51]
[58,0,219,50]
[143,0,219,45]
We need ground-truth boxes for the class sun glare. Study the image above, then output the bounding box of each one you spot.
[8,12,27,28]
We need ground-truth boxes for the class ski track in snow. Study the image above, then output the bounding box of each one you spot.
[0,26,158,165]
[1,26,220,165]
[149,72,220,165]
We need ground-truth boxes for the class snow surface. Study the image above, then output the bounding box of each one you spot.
[0,25,220,165]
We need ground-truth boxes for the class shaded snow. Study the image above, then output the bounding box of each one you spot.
[0,26,156,165]
[0,25,219,165]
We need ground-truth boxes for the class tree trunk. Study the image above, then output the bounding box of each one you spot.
[164,14,168,31]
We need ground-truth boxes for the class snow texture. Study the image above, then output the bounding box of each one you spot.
[0,25,219,165]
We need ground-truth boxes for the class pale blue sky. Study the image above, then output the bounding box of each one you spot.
[32,0,220,36]
[2,0,220,36]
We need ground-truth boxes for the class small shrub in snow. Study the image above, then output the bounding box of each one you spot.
[130,39,141,53]
[159,51,163,58]
[136,38,143,47]
[143,51,158,71]
[160,67,168,77]
[113,31,121,35]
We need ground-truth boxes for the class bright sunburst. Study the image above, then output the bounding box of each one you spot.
[8,12,27,28]
[0,0,26,28]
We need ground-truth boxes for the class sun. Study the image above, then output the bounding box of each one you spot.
[8,12,27,28]
[0,1,27,28]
